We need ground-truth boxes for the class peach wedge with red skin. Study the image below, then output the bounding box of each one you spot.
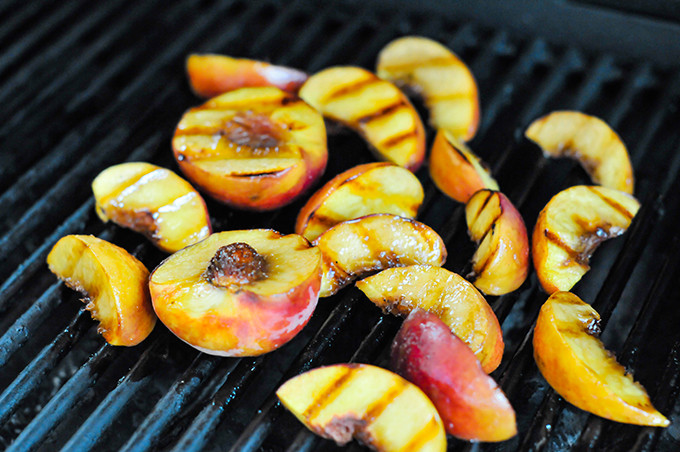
[92,162,211,253]
[313,214,446,298]
[173,86,327,211]
[533,291,669,426]
[276,363,447,451]
[357,265,503,373]
[47,235,156,346]
[187,54,308,98]
[526,111,634,194]
[377,36,480,141]
[392,309,517,441]
[430,130,499,203]
[533,185,640,294]
[465,189,529,296]
[299,66,426,171]
[149,230,321,356]
[295,162,424,242]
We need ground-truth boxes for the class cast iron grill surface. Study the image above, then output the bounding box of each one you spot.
[2,0,680,450]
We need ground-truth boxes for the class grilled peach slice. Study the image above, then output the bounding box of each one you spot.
[526,111,634,194]
[429,130,498,203]
[533,185,640,294]
[149,230,321,356]
[47,235,155,346]
[295,162,424,242]
[376,36,480,141]
[187,54,307,98]
[533,292,669,426]
[392,309,516,441]
[172,87,327,210]
[313,214,446,297]
[465,190,529,295]
[276,363,446,451]
[92,162,211,253]
[299,66,425,171]
[357,265,503,373]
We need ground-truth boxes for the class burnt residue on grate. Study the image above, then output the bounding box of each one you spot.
[2,0,680,450]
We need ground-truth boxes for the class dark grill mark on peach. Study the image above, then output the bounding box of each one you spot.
[303,366,355,420]
[588,186,635,220]
[364,380,407,423]
[356,102,404,125]
[309,212,339,229]
[324,77,378,102]
[230,168,288,178]
[380,129,415,149]
[402,417,440,450]
[469,190,494,232]
[544,229,583,265]
[470,236,498,280]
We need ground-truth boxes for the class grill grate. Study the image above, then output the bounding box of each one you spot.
[2,0,680,450]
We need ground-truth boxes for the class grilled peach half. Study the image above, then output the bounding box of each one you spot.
[526,111,634,194]
[465,190,529,295]
[277,363,447,451]
[47,235,155,346]
[187,54,307,98]
[149,230,321,356]
[377,36,480,141]
[533,292,669,426]
[299,66,426,171]
[172,87,327,210]
[533,185,640,294]
[313,214,446,297]
[92,162,211,253]
[295,162,424,242]
[392,309,516,441]
[357,265,503,373]
[429,130,498,203]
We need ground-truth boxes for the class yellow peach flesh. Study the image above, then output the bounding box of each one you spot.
[533,292,668,426]
[47,235,155,346]
[92,162,211,253]
[377,36,480,141]
[313,214,446,297]
[276,364,447,451]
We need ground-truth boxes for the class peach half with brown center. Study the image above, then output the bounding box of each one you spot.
[47,235,156,346]
[187,54,307,98]
[149,230,322,356]
[376,36,480,141]
[172,87,327,210]
[299,66,426,171]
[532,185,640,294]
[295,162,424,242]
[92,162,211,253]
